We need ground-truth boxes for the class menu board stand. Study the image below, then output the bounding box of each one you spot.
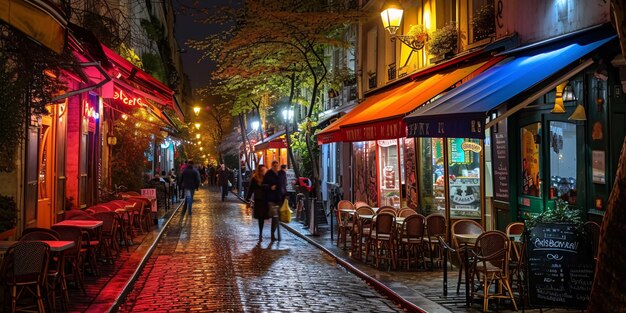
[524,223,594,310]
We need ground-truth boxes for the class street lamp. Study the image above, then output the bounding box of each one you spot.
[194,122,201,130]
[251,120,260,131]
[380,0,426,51]
[193,106,201,116]
[196,133,201,139]
[282,109,294,122]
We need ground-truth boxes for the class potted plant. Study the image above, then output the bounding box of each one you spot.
[406,24,429,50]
[0,195,17,239]
[472,4,495,42]
[526,199,584,229]
[428,23,459,62]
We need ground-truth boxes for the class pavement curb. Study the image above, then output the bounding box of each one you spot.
[231,195,426,313]
[107,200,184,312]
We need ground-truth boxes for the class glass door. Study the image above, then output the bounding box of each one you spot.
[447,138,482,219]
[378,139,400,208]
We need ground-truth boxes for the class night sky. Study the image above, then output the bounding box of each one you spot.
[173,0,232,90]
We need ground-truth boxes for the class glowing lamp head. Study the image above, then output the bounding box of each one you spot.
[196,133,201,139]
[194,122,201,130]
[380,0,404,35]
[251,120,260,131]
[193,106,201,116]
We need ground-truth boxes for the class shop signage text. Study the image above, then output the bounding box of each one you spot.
[344,122,404,141]
[114,89,143,106]
[461,141,482,153]
[83,101,99,120]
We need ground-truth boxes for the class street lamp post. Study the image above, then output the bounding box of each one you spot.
[282,108,298,178]
[193,106,201,116]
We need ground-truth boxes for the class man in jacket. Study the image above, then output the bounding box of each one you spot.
[180,160,201,215]
[217,163,232,201]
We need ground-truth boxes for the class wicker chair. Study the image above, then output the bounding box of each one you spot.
[92,211,119,262]
[51,225,86,292]
[21,227,61,239]
[90,205,112,213]
[351,206,375,260]
[64,209,91,220]
[365,212,397,269]
[377,206,397,215]
[1,241,50,313]
[397,214,427,270]
[452,219,484,293]
[425,213,446,268]
[353,201,369,209]
[471,231,517,312]
[397,208,417,217]
[336,200,355,249]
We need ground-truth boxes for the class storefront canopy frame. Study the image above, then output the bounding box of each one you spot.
[0,0,66,53]
[404,34,616,139]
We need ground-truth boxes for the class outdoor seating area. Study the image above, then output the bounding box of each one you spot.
[332,200,585,312]
[0,191,164,312]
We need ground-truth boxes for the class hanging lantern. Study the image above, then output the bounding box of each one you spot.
[551,82,567,113]
[569,104,587,121]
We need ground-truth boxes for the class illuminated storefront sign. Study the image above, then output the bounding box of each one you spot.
[114,89,143,106]
[83,101,100,120]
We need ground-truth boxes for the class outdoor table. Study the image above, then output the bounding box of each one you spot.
[0,240,75,252]
[396,217,405,224]
[53,220,103,229]
[454,233,480,245]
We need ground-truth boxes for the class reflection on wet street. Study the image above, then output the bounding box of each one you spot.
[117,187,401,312]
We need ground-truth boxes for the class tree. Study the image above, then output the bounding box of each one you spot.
[189,0,361,187]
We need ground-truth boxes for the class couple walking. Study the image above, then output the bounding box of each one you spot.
[246,161,287,241]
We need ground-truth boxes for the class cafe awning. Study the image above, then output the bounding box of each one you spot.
[316,80,415,144]
[339,60,497,142]
[0,0,67,53]
[404,33,616,139]
[255,131,287,151]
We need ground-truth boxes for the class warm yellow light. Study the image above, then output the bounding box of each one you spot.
[423,8,431,31]
[121,114,128,120]
[194,122,201,130]
[135,122,141,127]
[193,107,201,116]
[380,0,403,35]
[200,147,203,151]
[148,116,154,122]
[195,133,201,139]
[197,141,201,145]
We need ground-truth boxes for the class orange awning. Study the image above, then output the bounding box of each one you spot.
[255,136,286,151]
[0,0,66,53]
[316,81,417,144]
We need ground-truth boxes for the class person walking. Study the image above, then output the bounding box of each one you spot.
[208,165,216,186]
[180,160,201,216]
[279,164,288,202]
[217,163,232,201]
[263,161,282,241]
[246,164,269,240]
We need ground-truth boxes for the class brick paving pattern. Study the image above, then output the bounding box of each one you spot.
[117,187,402,312]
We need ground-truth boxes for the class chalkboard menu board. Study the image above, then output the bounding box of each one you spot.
[526,223,594,308]
[491,119,509,202]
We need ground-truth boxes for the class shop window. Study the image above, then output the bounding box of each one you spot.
[418,138,445,216]
[448,138,482,219]
[521,123,542,197]
[548,121,577,204]
[379,139,400,208]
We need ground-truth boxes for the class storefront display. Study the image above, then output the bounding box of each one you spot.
[448,138,482,219]
[404,138,418,209]
[549,121,577,204]
[353,141,378,206]
[418,138,445,216]
[378,139,400,208]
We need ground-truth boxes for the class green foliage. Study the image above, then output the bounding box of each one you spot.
[0,194,17,233]
[0,24,70,171]
[290,118,319,178]
[472,4,495,42]
[142,52,167,83]
[526,199,585,229]
[111,111,163,192]
[429,23,459,56]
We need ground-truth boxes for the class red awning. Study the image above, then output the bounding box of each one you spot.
[100,44,184,122]
[255,136,286,152]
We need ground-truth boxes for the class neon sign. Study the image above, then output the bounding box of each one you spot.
[83,101,100,120]
[114,89,143,106]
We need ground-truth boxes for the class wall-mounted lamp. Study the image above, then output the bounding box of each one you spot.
[569,104,587,121]
[381,0,427,51]
[551,81,567,113]
[193,106,201,116]
[562,84,577,102]
[107,136,117,146]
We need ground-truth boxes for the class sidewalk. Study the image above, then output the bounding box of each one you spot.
[68,200,183,312]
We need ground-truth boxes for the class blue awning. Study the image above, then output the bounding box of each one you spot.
[404,34,615,139]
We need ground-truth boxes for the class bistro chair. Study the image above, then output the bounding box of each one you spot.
[69,214,97,221]
[51,225,86,292]
[452,219,484,293]
[365,212,397,269]
[397,214,427,270]
[64,209,92,220]
[90,205,112,213]
[21,227,61,239]
[351,206,375,260]
[471,230,517,312]
[377,206,397,215]
[101,201,133,250]
[20,232,58,241]
[93,211,119,262]
[505,222,525,278]
[127,197,153,233]
[1,241,50,313]
[425,213,446,268]
[336,200,355,249]
[397,208,417,217]
[353,201,369,209]
[584,221,601,261]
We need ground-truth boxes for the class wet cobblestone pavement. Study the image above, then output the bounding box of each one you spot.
[117,187,403,312]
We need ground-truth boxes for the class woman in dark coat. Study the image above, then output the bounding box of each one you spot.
[246,164,269,240]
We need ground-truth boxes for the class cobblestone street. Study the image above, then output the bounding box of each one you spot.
[117,187,402,312]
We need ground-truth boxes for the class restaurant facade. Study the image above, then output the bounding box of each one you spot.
[318,0,619,231]
[0,2,182,237]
